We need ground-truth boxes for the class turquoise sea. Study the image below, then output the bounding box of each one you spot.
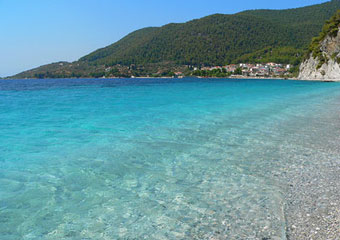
[1,78,340,240]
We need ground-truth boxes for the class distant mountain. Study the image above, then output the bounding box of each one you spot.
[11,0,340,79]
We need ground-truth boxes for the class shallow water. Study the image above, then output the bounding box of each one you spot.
[1,78,340,240]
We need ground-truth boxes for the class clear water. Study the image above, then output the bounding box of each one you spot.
[1,78,340,240]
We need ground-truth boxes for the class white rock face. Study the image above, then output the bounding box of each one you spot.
[299,28,340,81]
[299,58,340,81]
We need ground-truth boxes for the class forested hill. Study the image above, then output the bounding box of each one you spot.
[81,0,340,66]
[12,0,340,79]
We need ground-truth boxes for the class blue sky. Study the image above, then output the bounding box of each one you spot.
[0,0,328,77]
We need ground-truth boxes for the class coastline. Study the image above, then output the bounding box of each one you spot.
[6,76,339,83]
[1,76,297,81]
[5,75,340,82]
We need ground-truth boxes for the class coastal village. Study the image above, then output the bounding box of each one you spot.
[181,62,293,78]
[99,62,295,79]
[204,63,291,76]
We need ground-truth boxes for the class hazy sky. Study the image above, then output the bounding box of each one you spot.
[0,0,328,77]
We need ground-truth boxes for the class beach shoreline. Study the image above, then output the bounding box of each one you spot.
[277,102,340,240]
[284,157,340,240]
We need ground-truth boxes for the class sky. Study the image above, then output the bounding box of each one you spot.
[0,0,328,77]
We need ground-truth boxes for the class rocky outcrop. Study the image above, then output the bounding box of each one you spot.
[299,28,340,81]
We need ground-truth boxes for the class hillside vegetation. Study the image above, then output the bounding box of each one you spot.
[12,0,340,79]
[299,10,340,80]
[308,9,340,68]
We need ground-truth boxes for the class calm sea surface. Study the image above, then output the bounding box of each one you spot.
[1,78,340,239]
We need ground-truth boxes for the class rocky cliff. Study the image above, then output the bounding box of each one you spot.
[299,11,340,81]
